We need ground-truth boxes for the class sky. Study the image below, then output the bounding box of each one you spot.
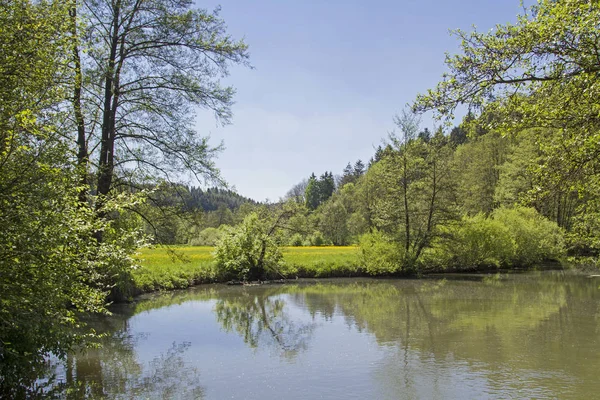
[192,0,528,202]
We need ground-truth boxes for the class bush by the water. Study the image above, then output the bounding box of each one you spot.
[361,207,565,273]
[423,215,515,269]
[493,206,565,265]
[423,206,565,270]
[359,230,405,275]
[214,212,283,281]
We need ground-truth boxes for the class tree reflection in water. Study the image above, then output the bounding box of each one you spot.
[32,271,600,399]
[41,311,205,399]
[214,288,315,359]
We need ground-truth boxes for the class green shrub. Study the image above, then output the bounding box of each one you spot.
[426,207,565,270]
[359,230,404,274]
[492,206,565,266]
[190,227,223,246]
[214,213,283,281]
[451,214,516,268]
[288,233,304,246]
[310,231,326,246]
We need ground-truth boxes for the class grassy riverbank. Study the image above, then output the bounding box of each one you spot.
[132,246,363,294]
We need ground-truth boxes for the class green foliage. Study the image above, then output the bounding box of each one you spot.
[318,172,335,204]
[185,186,257,212]
[0,163,104,392]
[305,174,320,210]
[445,215,515,269]
[0,1,94,392]
[493,207,565,266]
[214,213,283,281]
[425,207,565,270]
[339,162,356,187]
[319,196,350,245]
[413,0,600,261]
[0,0,173,392]
[568,192,600,255]
[308,231,327,246]
[288,233,304,246]
[190,227,224,246]
[359,231,404,275]
[453,132,510,215]
[494,129,578,230]
[366,110,458,270]
[304,172,335,210]
[135,184,258,245]
[76,0,250,206]
[414,0,600,133]
[494,130,539,207]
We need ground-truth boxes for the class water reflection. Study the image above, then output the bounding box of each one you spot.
[44,271,600,399]
[50,310,205,399]
[214,289,315,358]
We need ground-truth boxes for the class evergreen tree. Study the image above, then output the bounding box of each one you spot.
[418,128,432,143]
[318,172,335,204]
[449,126,468,146]
[305,173,320,210]
[353,160,366,178]
[339,162,355,187]
[373,145,385,163]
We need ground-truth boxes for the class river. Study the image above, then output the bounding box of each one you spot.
[43,269,600,399]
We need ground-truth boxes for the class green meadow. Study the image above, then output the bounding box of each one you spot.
[132,246,364,293]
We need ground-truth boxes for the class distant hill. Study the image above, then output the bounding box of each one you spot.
[185,186,258,212]
[145,184,258,213]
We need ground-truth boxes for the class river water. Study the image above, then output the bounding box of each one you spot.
[47,270,600,399]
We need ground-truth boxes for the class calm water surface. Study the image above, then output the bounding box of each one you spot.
[50,270,600,399]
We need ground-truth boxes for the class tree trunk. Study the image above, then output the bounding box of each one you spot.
[96,0,121,205]
[94,0,123,242]
[70,2,88,205]
[402,151,411,254]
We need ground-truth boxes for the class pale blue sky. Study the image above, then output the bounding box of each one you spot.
[193,0,527,202]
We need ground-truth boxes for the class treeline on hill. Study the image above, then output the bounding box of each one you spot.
[193,111,566,279]
[139,184,258,245]
[164,107,594,278]
[160,110,569,277]
[202,0,600,280]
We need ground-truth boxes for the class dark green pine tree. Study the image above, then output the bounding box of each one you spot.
[318,172,335,204]
[353,160,365,178]
[449,125,468,146]
[418,128,432,142]
[372,145,385,165]
[339,162,355,187]
[305,173,320,210]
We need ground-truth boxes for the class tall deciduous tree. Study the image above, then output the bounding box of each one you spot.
[368,110,457,271]
[413,0,600,253]
[413,0,600,188]
[73,0,250,225]
[0,1,140,393]
[319,194,350,246]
